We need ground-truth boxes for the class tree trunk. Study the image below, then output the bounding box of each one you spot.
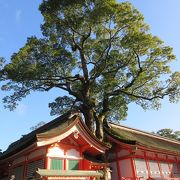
[96,116,104,141]
[82,107,95,134]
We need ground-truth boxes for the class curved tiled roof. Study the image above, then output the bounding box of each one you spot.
[1,112,179,160]
[106,123,180,154]
[0,111,80,160]
[0,111,108,161]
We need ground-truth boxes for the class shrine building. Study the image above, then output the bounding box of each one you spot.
[0,111,179,180]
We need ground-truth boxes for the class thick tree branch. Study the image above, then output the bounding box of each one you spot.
[109,89,169,101]
[71,28,90,82]
[122,50,143,89]
[79,49,89,81]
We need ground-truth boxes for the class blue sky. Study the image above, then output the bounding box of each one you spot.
[0,0,179,151]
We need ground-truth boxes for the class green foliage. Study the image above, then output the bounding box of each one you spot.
[49,96,75,115]
[0,0,179,138]
[153,129,180,141]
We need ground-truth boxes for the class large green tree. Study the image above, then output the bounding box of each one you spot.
[153,129,180,141]
[0,0,179,140]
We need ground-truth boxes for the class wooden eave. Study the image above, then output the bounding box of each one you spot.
[36,117,109,154]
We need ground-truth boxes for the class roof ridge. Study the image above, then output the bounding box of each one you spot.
[109,122,180,145]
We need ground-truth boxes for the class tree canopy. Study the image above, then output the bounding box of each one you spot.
[0,0,179,140]
[153,129,180,141]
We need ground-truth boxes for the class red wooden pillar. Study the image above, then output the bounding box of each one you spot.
[64,149,67,170]
[144,152,150,178]
[175,157,180,174]
[167,160,173,178]
[79,148,83,170]
[166,155,172,178]
[115,150,121,180]
[130,156,136,180]
[44,148,48,180]
[178,159,180,174]
[156,154,163,178]
[23,155,28,180]
[45,146,48,169]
